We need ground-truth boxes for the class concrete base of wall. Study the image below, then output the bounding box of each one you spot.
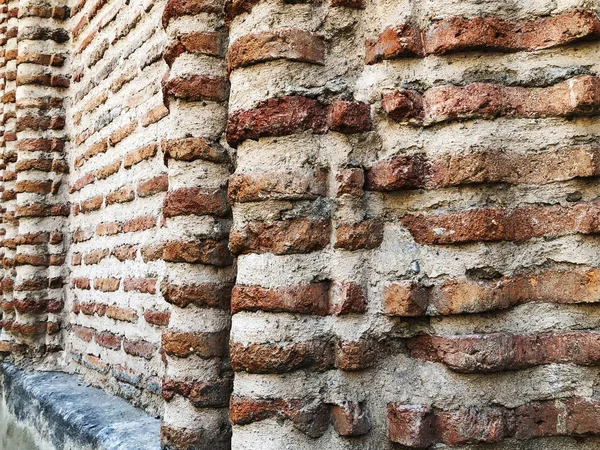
[0,363,160,450]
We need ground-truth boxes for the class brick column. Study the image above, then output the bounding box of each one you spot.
[160,0,234,448]
[0,0,16,354]
[226,0,376,446]
[10,0,69,356]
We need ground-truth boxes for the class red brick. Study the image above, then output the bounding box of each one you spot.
[335,339,380,371]
[367,145,600,191]
[106,186,135,205]
[230,217,331,255]
[109,120,137,146]
[123,338,156,359]
[96,331,123,350]
[163,188,229,217]
[162,330,228,358]
[423,75,600,125]
[72,325,95,342]
[329,281,366,315]
[387,404,435,447]
[382,90,424,123]
[112,244,138,261]
[123,215,156,233]
[141,105,169,127]
[94,277,120,292]
[96,221,122,236]
[226,96,328,148]
[514,401,560,439]
[161,282,232,309]
[401,200,600,245]
[84,248,109,265]
[162,0,223,27]
[425,10,600,55]
[72,277,91,290]
[163,378,232,408]
[334,221,384,250]
[230,396,331,438]
[83,354,109,374]
[367,10,600,64]
[162,240,232,266]
[164,75,229,102]
[230,340,335,373]
[106,305,138,322]
[164,32,222,66]
[227,30,325,73]
[365,24,424,64]
[336,168,364,197]
[79,195,103,213]
[231,283,329,315]
[96,159,122,180]
[164,137,229,163]
[70,172,95,193]
[229,170,327,203]
[124,143,157,168]
[123,278,156,294]
[384,281,429,316]
[327,100,372,133]
[137,174,168,197]
[409,331,600,373]
[332,401,371,436]
[565,397,600,435]
[144,309,170,326]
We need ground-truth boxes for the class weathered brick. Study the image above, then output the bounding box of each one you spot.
[163,378,232,408]
[162,0,223,27]
[123,278,156,294]
[230,396,331,438]
[327,100,372,133]
[141,105,169,127]
[123,338,156,359]
[229,170,327,203]
[231,283,329,315]
[161,282,232,309]
[387,404,435,448]
[123,215,156,233]
[227,96,328,148]
[137,174,168,197]
[106,305,138,322]
[409,331,600,372]
[164,75,229,102]
[162,330,228,358]
[367,10,600,64]
[144,309,170,326]
[334,221,384,250]
[163,188,229,217]
[96,331,123,350]
[230,217,331,255]
[164,137,229,163]
[401,200,600,245]
[106,186,135,205]
[164,32,222,66]
[230,340,335,373]
[332,401,371,436]
[162,240,232,266]
[94,277,120,292]
[437,407,514,445]
[227,30,325,73]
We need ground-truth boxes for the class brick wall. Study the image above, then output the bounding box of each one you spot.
[2,0,600,448]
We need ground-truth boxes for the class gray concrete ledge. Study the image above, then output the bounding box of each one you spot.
[0,363,160,450]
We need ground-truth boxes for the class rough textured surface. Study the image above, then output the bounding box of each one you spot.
[0,363,160,449]
[2,0,600,449]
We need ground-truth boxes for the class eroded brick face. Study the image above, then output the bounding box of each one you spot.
[1,0,600,449]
